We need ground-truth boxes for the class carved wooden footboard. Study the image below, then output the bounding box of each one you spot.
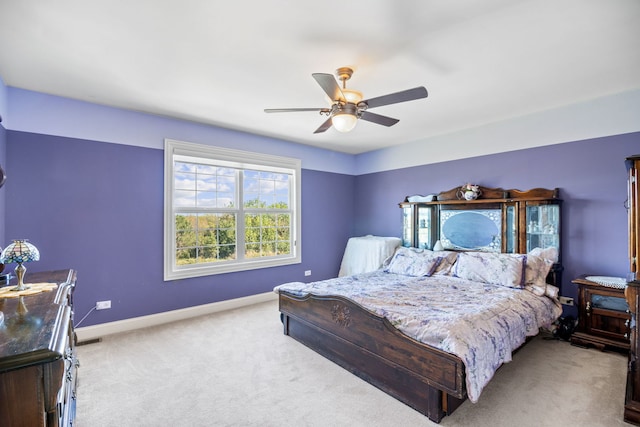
[279,292,466,423]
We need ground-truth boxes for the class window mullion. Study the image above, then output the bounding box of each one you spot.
[236,169,245,261]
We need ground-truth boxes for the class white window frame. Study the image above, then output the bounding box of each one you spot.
[164,139,301,281]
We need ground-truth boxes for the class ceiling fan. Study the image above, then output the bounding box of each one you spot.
[264,67,428,134]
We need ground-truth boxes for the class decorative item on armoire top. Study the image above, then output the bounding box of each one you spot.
[406,194,436,203]
[457,183,482,200]
[0,240,40,291]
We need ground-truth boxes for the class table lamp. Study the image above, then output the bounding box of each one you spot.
[0,240,40,291]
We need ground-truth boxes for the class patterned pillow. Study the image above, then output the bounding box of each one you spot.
[523,251,556,296]
[526,282,560,298]
[524,283,546,296]
[432,251,459,276]
[454,252,526,288]
[524,254,554,287]
[385,247,442,277]
[529,246,558,263]
[545,284,559,298]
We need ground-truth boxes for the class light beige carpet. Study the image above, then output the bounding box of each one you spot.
[76,300,629,427]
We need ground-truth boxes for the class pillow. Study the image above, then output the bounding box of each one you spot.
[524,283,546,296]
[523,249,556,297]
[524,254,554,287]
[545,284,559,298]
[384,247,442,277]
[529,246,559,263]
[432,251,459,276]
[454,252,526,288]
[525,283,560,298]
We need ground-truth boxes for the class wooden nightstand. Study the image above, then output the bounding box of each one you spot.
[571,276,630,353]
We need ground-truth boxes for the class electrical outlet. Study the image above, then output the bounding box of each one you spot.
[559,296,574,306]
[96,300,111,310]
[304,270,311,276]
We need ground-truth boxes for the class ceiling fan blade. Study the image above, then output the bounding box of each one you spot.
[362,86,428,109]
[312,73,345,102]
[359,111,400,127]
[264,107,330,113]
[313,117,333,134]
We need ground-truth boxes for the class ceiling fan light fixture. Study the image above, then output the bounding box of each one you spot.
[332,112,358,133]
[342,89,363,104]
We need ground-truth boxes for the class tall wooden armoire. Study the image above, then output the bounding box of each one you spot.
[625,155,640,424]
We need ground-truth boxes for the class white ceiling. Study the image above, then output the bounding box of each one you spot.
[1,0,639,155]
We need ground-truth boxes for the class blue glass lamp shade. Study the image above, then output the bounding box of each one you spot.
[0,240,40,291]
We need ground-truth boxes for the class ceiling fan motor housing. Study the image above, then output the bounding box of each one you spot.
[336,67,354,83]
[332,102,359,117]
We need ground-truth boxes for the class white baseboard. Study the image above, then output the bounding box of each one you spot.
[76,291,278,342]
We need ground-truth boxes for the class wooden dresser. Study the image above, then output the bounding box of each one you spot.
[0,269,78,427]
[624,155,640,424]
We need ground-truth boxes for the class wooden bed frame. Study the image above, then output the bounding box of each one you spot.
[279,292,466,422]
[277,186,562,423]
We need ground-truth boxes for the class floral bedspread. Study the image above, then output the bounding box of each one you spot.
[274,271,562,403]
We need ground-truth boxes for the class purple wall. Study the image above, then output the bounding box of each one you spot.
[5,131,355,326]
[4,126,638,324]
[354,131,640,315]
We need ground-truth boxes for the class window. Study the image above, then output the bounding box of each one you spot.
[164,139,301,280]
